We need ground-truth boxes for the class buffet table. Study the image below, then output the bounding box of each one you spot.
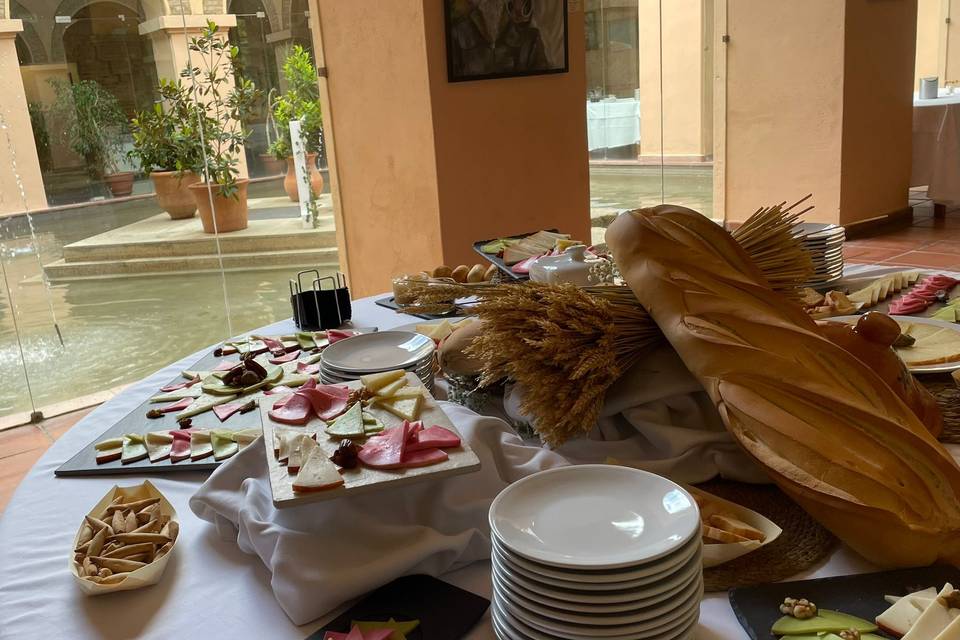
[912,93,960,208]
[0,289,928,640]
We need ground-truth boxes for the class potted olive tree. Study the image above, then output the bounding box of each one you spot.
[129,79,205,219]
[183,21,260,233]
[49,79,133,197]
[268,45,324,201]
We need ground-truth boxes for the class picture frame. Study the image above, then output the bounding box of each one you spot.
[443,0,569,83]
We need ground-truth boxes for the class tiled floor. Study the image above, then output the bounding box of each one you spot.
[2,198,960,516]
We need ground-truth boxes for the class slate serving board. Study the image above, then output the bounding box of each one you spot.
[471,228,560,281]
[55,347,263,477]
[729,566,960,640]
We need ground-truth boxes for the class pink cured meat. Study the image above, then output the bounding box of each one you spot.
[213,359,239,372]
[261,336,287,356]
[299,378,318,391]
[169,433,191,462]
[160,397,193,413]
[269,350,301,364]
[888,273,959,315]
[296,386,350,420]
[296,360,320,375]
[408,425,461,451]
[327,329,358,344]
[268,392,313,425]
[159,376,199,393]
[170,430,192,439]
[401,447,449,467]
[357,422,410,469]
[212,399,250,422]
[267,378,317,402]
[511,254,544,275]
[265,385,295,396]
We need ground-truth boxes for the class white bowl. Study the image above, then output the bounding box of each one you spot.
[489,465,699,570]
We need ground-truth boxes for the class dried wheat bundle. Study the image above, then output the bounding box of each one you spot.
[397,199,814,445]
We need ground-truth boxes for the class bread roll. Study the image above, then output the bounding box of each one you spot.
[433,265,453,279]
[483,264,498,281]
[606,205,960,567]
[466,264,485,283]
[451,265,469,283]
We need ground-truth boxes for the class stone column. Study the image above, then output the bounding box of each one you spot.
[138,14,248,179]
[0,19,49,216]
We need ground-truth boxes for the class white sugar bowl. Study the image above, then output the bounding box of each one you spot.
[529,245,610,286]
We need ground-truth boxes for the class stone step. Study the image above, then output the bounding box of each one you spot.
[45,247,339,282]
[62,222,336,262]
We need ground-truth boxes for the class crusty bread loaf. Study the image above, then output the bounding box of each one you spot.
[606,205,960,567]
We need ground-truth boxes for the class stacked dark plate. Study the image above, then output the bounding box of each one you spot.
[800,223,845,288]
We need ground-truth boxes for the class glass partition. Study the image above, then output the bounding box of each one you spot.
[0,0,339,422]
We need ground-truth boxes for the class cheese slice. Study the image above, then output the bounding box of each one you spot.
[292,447,344,492]
[877,587,938,637]
[384,386,422,400]
[121,434,148,464]
[896,323,960,365]
[95,437,124,451]
[211,430,239,461]
[287,434,318,471]
[190,430,214,461]
[359,369,405,392]
[934,610,960,640]
[233,428,261,449]
[374,377,408,398]
[325,401,364,438]
[176,393,237,421]
[145,431,174,463]
[276,428,309,462]
[903,584,960,640]
[149,387,203,403]
[375,394,422,421]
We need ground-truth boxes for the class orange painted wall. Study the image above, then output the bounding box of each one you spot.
[422,0,591,268]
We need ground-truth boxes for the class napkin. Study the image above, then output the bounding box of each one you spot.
[189,402,568,625]
[504,343,769,484]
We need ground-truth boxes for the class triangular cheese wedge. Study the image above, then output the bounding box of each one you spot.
[375,395,422,421]
[325,401,364,438]
[362,412,385,435]
[359,369,405,392]
[176,393,237,421]
[211,430,239,461]
[292,447,344,492]
[903,584,960,640]
[121,434,148,464]
[145,431,174,463]
[190,430,213,461]
[386,386,423,400]
[374,377,408,398]
[233,428,261,449]
[287,433,318,471]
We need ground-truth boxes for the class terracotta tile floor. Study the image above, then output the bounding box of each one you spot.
[1,196,960,516]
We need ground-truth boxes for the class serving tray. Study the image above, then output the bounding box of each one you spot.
[472,228,560,281]
[262,372,481,508]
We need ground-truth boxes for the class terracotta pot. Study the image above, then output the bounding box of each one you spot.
[188,179,249,234]
[104,171,135,197]
[283,152,324,201]
[259,153,286,176]
[151,170,201,219]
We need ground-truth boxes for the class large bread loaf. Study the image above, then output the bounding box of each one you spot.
[606,205,960,567]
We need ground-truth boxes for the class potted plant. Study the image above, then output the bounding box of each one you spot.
[267,45,324,201]
[182,21,261,233]
[48,79,133,197]
[259,88,287,176]
[129,79,205,219]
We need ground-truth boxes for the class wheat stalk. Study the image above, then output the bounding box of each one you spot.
[398,200,814,446]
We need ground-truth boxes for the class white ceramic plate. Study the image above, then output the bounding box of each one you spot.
[826,315,960,374]
[320,331,435,373]
[500,578,702,639]
[489,465,699,570]
[493,591,700,640]
[492,531,700,583]
[491,551,702,608]
[492,564,702,626]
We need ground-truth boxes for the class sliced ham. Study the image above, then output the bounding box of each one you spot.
[327,329,359,344]
[299,378,318,391]
[159,376,199,393]
[261,336,287,356]
[160,397,194,413]
[296,386,350,420]
[213,359,239,371]
[212,399,252,422]
[296,361,320,375]
[408,425,461,451]
[269,349,301,364]
[169,434,191,463]
[357,422,410,469]
[265,385,296,396]
[401,448,448,467]
[268,392,313,425]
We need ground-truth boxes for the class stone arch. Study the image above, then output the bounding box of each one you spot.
[49,0,142,62]
[11,2,50,64]
[229,0,280,33]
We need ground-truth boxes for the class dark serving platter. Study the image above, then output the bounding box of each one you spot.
[729,566,960,640]
[471,228,560,281]
[375,296,467,320]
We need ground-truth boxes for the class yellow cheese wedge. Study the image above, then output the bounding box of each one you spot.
[896,323,960,365]
[903,584,960,640]
[360,369,406,392]
[375,377,408,398]
[877,587,938,637]
[292,447,344,492]
[375,394,422,421]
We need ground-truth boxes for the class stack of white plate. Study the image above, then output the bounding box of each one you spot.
[800,223,845,288]
[319,331,436,391]
[488,465,703,640]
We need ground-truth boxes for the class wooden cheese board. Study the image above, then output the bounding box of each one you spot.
[261,372,481,508]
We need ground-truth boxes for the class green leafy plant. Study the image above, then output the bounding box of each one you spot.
[129,79,206,175]
[47,79,127,178]
[27,102,51,171]
[181,21,261,198]
[268,45,322,160]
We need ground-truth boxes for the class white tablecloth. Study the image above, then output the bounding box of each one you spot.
[912,96,960,203]
[0,283,931,640]
[587,98,641,151]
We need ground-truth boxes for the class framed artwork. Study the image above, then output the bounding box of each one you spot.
[444,0,569,82]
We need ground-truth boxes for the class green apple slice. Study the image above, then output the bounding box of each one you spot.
[772,610,878,636]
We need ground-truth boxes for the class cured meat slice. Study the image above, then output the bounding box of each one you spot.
[296,360,320,375]
[212,399,253,422]
[213,359,239,371]
[408,425,461,451]
[268,392,313,425]
[159,397,194,413]
[265,385,295,397]
[327,329,359,344]
[357,422,410,469]
[169,432,192,463]
[269,350,301,364]
[299,386,350,420]
[401,448,448,467]
[261,336,287,356]
[159,376,199,393]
